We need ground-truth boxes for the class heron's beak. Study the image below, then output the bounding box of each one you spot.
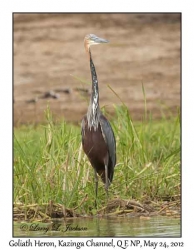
[85,34,109,50]
[94,36,109,44]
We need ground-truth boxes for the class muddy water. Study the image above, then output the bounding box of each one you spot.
[14,216,180,237]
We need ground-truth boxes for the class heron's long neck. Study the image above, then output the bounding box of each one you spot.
[87,50,100,130]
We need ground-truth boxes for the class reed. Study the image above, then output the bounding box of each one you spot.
[14,101,180,216]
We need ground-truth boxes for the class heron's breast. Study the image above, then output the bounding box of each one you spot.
[82,122,108,164]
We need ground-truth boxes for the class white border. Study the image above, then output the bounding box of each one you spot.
[1,0,193,248]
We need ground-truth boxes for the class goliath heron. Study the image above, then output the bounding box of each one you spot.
[81,34,116,203]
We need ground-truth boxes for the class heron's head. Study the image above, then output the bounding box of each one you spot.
[84,34,109,52]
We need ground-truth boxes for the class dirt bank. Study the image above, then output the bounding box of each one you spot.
[14,13,180,126]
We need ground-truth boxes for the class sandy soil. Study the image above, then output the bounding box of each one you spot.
[14,14,180,126]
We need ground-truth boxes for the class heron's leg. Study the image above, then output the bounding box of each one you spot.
[104,155,109,203]
[105,164,109,202]
[94,169,98,208]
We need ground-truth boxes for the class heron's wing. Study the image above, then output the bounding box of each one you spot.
[99,114,116,169]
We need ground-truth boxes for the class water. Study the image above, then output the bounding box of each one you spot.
[14,216,180,237]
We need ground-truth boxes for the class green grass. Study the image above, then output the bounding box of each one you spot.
[14,105,180,215]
